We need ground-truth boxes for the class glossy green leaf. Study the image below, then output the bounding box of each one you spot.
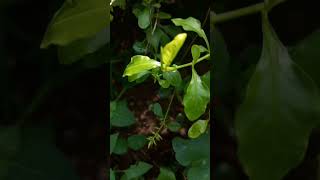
[161,33,187,67]
[41,0,108,48]
[149,103,163,117]
[183,69,210,121]
[123,55,160,77]
[290,30,320,87]
[110,101,136,127]
[191,45,207,63]
[188,120,209,139]
[172,17,209,49]
[123,161,152,179]
[0,127,20,179]
[128,135,147,151]
[110,133,119,154]
[157,167,176,180]
[163,70,182,87]
[235,16,320,180]
[172,132,209,166]
[57,27,108,64]
[167,121,181,132]
[133,6,151,29]
[110,169,116,180]
[113,136,128,155]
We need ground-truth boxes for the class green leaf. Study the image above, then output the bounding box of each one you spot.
[110,133,119,154]
[188,120,209,139]
[41,0,108,48]
[6,124,79,180]
[163,70,182,87]
[133,41,147,54]
[172,17,209,50]
[123,55,161,77]
[167,121,181,132]
[160,25,183,38]
[111,0,126,9]
[158,79,170,88]
[113,136,128,155]
[128,135,147,151]
[57,27,108,64]
[123,161,152,179]
[191,45,207,63]
[201,71,210,90]
[161,33,187,67]
[110,169,116,180]
[133,6,152,29]
[157,167,176,180]
[157,12,171,19]
[146,28,170,52]
[172,132,209,166]
[128,71,150,83]
[110,101,136,127]
[290,30,320,88]
[235,16,320,180]
[149,103,163,117]
[187,159,210,180]
[183,69,210,121]
[0,127,20,179]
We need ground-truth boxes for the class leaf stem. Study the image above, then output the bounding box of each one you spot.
[174,54,210,70]
[211,2,265,24]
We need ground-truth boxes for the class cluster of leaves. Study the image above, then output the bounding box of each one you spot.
[110,0,211,179]
[212,0,320,179]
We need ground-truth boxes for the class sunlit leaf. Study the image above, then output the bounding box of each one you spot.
[161,33,187,67]
[123,55,160,77]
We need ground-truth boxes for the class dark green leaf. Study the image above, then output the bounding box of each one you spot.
[158,79,170,88]
[113,137,128,155]
[110,101,136,127]
[183,69,210,121]
[110,133,119,154]
[157,167,176,180]
[149,103,163,117]
[133,6,152,29]
[160,25,183,38]
[146,28,170,52]
[41,0,108,48]
[167,121,181,132]
[235,17,320,180]
[291,30,320,87]
[187,159,210,180]
[163,70,182,87]
[157,12,171,19]
[57,27,108,64]
[188,120,209,139]
[172,132,210,166]
[123,161,152,179]
[128,135,147,151]
[123,55,160,77]
[133,41,147,54]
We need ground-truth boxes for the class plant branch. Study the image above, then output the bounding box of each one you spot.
[173,54,210,70]
[211,2,265,24]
